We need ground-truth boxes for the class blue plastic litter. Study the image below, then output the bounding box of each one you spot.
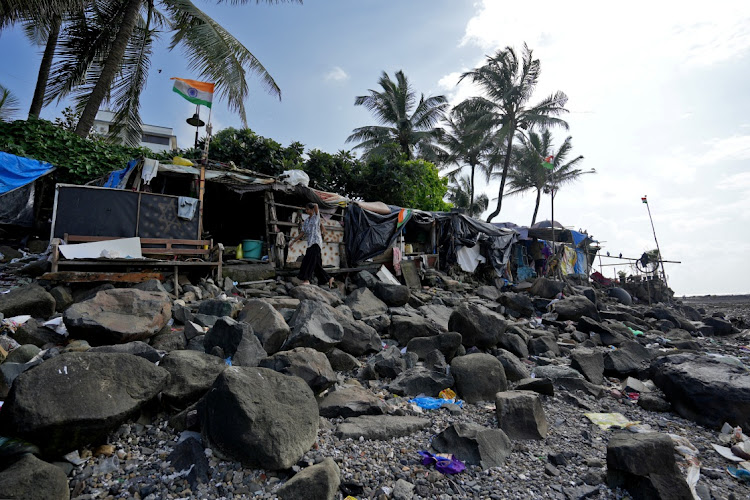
[225,357,233,366]
[409,397,464,410]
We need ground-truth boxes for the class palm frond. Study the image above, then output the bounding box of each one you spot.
[0,83,20,121]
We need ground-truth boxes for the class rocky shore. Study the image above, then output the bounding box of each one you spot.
[1,263,749,500]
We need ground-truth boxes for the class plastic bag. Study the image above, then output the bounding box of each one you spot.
[280,169,310,187]
[409,397,464,410]
[418,451,465,474]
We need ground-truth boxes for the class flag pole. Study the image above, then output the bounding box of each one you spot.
[198,105,212,238]
[642,195,669,291]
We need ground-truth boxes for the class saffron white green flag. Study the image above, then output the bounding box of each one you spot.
[171,77,214,108]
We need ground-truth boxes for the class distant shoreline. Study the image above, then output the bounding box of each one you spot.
[681,294,750,304]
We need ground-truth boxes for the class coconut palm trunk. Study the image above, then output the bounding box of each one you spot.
[486,133,515,223]
[28,14,60,118]
[74,0,142,138]
[531,187,541,226]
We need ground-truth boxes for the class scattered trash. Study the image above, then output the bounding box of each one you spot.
[438,388,456,400]
[418,451,465,474]
[626,326,644,336]
[711,444,745,462]
[409,396,464,410]
[726,465,750,482]
[224,357,232,366]
[1,315,31,335]
[584,412,640,430]
[43,317,68,336]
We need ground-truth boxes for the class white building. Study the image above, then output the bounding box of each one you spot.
[93,110,178,153]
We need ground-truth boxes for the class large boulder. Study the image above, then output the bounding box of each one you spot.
[200,366,319,469]
[204,317,267,366]
[0,454,70,500]
[159,350,227,407]
[12,318,63,348]
[651,353,750,429]
[318,385,386,418]
[63,289,171,346]
[417,304,453,332]
[431,422,511,468]
[277,457,341,500]
[494,349,530,382]
[497,332,529,359]
[603,341,652,377]
[550,295,599,321]
[406,332,462,361]
[0,284,56,319]
[237,299,290,354]
[475,285,499,301]
[367,346,410,379]
[344,287,388,320]
[529,278,564,299]
[283,300,344,352]
[335,415,430,440]
[388,315,441,345]
[495,391,548,440]
[331,307,382,356]
[387,366,454,397]
[374,282,410,307]
[570,348,604,385]
[289,284,342,307]
[259,347,337,394]
[1,352,168,456]
[450,353,507,403]
[497,292,535,317]
[448,303,507,349]
[702,316,735,336]
[607,431,692,499]
[197,299,235,318]
[89,340,162,363]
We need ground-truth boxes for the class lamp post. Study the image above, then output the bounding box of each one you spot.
[186,104,205,150]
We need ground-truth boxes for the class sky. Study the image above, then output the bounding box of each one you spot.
[2,0,749,296]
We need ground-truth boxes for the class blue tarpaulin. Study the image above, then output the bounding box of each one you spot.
[571,230,588,275]
[0,152,55,195]
[104,159,138,189]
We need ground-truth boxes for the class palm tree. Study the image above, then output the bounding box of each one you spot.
[38,0,300,145]
[447,175,489,218]
[458,44,569,223]
[0,83,20,122]
[505,129,591,225]
[437,105,494,210]
[346,70,448,160]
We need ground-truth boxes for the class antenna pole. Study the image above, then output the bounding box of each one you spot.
[642,196,669,291]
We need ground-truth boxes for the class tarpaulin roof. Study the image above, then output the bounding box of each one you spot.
[0,151,55,195]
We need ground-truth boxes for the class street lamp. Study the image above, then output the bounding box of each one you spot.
[186,105,205,149]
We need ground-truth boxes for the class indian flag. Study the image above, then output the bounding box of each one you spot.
[541,155,554,170]
[171,77,214,108]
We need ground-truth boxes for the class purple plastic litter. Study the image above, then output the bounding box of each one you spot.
[418,451,465,474]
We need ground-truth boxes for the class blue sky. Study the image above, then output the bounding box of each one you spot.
[2,0,750,296]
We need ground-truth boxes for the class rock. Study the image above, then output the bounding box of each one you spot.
[345,287,388,320]
[277,457,340,500]
[448,302,507,349]
[374,282,410,306]
[150,329,187,351]
[63,289,171,346]
[497,292,535,317]
[606,431,692,499]
[0,454,69,500]
[237,299,290,354]
[702,316,734,335]
[160,350,227,407]
[529,278,565,299]
[335,415,430,440]
[318,385,386,418]
[494,349,530,382]
[289,284,342,307]
[475,285,500,301]
[450,353,508,403]
[133,279,168,294]
[166,437,210,490]
[576,317,630,347]
[570,348,605,385]
[4,344,40,364]
[528,335,560,357]
[607,287,632,305]
[0,244,23,262]
[325,348,361,371]
[173,303,194,325]
[406,332,462,361]
[431,422,511,468]
[533,365,585,380]
[0,284,56,319]
[354,270,378,289]
[283,300,344,352]
[515,377,554,396]
[259,347,337,394]
[1,361,41,398]
[361,313,391,333]
[203,316,247,359]
[603,341,652,377]
[11,318,63,348]
[197,299,235,318]
[498,333,529,359]
[184,321,206,340]
[332,308,382,357]
[388,315,441,345]
[623,376,651,394]
[417,304,453,332]
[49,286,74,313]
[638,393,672,413]
[387,366,454,397]
[232,328,268,367]
[89,340,162,363]
[495,391,548,440]
[551,296,599,321]
[392,478,415,500]
[200,366,318,469]
[651,353,750,429]
[1,352,168,456]
[367,346,410,379]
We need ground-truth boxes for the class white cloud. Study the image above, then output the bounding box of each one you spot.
[717,171,750,190]
[324,66,349,82]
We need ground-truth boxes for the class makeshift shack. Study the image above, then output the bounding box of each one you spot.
[0,152,55,228]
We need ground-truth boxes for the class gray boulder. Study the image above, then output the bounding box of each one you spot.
[451,353,507,403]
[237,299,290,354]
[283,300,344,352]
[651,353,750,429]
[374,282,410,307]
[603,341,652,377]
[0,284,56,319]
[448,303,507,349]
[406,332,462,361]
[702,316,734,335]
[232,329,268,367]
[495,390,548,440]
[606,432,692,499]
[63,289,171,346]
[551,295,599,321]
[167,437,210,490]
[388,315,441,345]
[289,284,342,307]
[150,329,187,351]
[4,344,40,364]
[318,386,386,418]
[12,318,63,348]
[197,299,235,318]
[387,366,454,397]
[49,286,74,312]
[494,349,530,382]
[345,287,388,320]
[1,352,168,456]
[570,348,604,385]
[475,285,499,301]
[431,422,511,468]
[277,457,340,500]
[497,333,529,359]
[335,415,430,440]
[259,347,337,394]
[325,348,361,371]
[367,346,410,379]
[417,304,453,332]
[607,287,632,305]
[331,307,381,356]
[0,454,69,500]
[203,317,246,358]
[160,350,227,407]
[89,340,162,363]
[498,292,535,317]
[200,366,318,469]
[529,278,564,299]
[528,335,560,357]
[354,270,378,289]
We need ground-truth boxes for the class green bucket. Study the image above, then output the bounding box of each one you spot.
[242,239,263,259]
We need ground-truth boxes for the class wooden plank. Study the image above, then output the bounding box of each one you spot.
[40,271,164,283]
[141,248,210,256]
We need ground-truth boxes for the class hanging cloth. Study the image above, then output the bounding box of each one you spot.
[141,158,160,185]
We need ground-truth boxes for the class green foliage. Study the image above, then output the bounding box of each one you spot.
[202,127,286,177]
[0,118,150,183]
[303,149,362,196]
